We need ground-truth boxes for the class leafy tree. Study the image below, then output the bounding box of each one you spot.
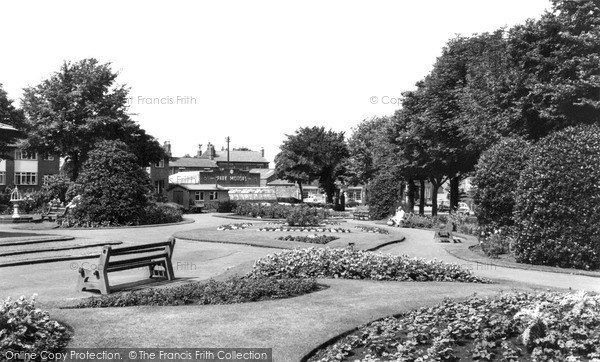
[0,84,25,155]
[275,126,349,203]
[346,116,393,204]
[513,125,600,269]
[68,140,153,226]
[472,137,532,228]
[21,58,165,180]
[367,172,402,220]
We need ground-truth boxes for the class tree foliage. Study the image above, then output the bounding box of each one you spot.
[472,137,532,228]
[367,172,402,220]
[21,59,165,180]
[0,84,25,155]
[513,125,600,269]
[68,140,153,226]
[275,126,348,203]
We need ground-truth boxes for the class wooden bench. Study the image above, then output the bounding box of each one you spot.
[77,238,176,294]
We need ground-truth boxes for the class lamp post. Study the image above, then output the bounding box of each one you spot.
[10,187,23,219]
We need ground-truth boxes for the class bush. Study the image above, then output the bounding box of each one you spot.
[72,277,319,308]
[480,229,513,258]
[235,203,331,221]
[514,125,600,269]
[286,206,325,226]
[247,247,490,283]
[0,295,70,356]
[473,137,532,228]
[216,200,237,213]
[41,174,72,204]
[142,203,183,224]
[63,140,153,227]
[367,174,401,220]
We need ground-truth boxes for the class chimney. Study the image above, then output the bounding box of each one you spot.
[261,147,264,157]
[163,141,172,157]
[208,143,214,160]
[197,144,203,158]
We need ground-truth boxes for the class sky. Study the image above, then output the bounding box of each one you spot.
[0,0,552,167]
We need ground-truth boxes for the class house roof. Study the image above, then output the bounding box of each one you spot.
[169,184,228,191]
[228,187,277,201]
[249,168,276,179]
[267,179,295,186]
[170,157,217,168]
[209,150,269,164]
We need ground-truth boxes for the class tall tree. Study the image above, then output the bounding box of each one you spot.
[21,59,165,180]
[275,126,349,204]
[0,84,25,156]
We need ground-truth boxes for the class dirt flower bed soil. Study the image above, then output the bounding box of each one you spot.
[308,291,600,362]
[247,248,489,283]
[277,235,339,244]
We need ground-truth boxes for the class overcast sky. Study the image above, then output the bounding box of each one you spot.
[0,0,551,166]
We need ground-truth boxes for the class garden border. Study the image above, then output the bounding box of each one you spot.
[50,218,195,231]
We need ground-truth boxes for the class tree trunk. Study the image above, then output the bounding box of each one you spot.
[429,176,444,216]
[450,176,460,212]
[407,179,416,213]
[298,182,304,203]
[419,179,425,215]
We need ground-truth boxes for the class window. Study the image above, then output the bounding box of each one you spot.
[209,191,218,200]
[154,180,165,194]
[43,175,57,185]
[14,151,37,160]
[354,190,362,201]
[14,172,37,185]
[155,159,164,168]
[195,191,204,201]
[0,172,5,185]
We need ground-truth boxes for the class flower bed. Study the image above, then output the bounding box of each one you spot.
[257,227,350,233]
[247,247,489,283]
[277,235,338,244]
[308,291,600,361]
[1,295,70,356]
[354,225,390,234]
[217,223,253,231]
[72,277,319,308]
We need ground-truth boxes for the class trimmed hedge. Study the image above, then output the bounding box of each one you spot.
[473,137,532,228]
[514,125,600,269]
[72,277,319,308]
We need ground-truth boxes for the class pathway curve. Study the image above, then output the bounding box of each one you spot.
[378,227,600,292]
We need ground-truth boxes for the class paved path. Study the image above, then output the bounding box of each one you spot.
[378,227,600,293]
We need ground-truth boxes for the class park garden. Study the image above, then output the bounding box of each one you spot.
[1,0,600,360]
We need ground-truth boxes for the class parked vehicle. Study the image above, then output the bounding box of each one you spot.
[438,200,450,212]
[457,202,472,216]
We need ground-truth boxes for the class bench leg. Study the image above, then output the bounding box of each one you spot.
[77,268,110,294]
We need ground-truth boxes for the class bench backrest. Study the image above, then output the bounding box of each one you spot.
[99,238,176,267]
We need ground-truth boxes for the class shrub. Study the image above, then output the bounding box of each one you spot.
[247,247,489,283]
[473,137,532,228]
[354,226,389,234]
[41,174,72,204]
[216,200,237,213]
[72,277,319,308]
[64,140,153,227]
[285,206,324,226]
[480,229,513,258]
[367,173,401,220]
[0,295,70,356]
[514,125,600,269]
[142,203,183,224]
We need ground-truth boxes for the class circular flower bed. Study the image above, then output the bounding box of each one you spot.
[257,227,350,233]
[247,247,489,283]
[217,223,253,231]
[277,235,339,244]
[308,291,600,361]
[354,225,390,234]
